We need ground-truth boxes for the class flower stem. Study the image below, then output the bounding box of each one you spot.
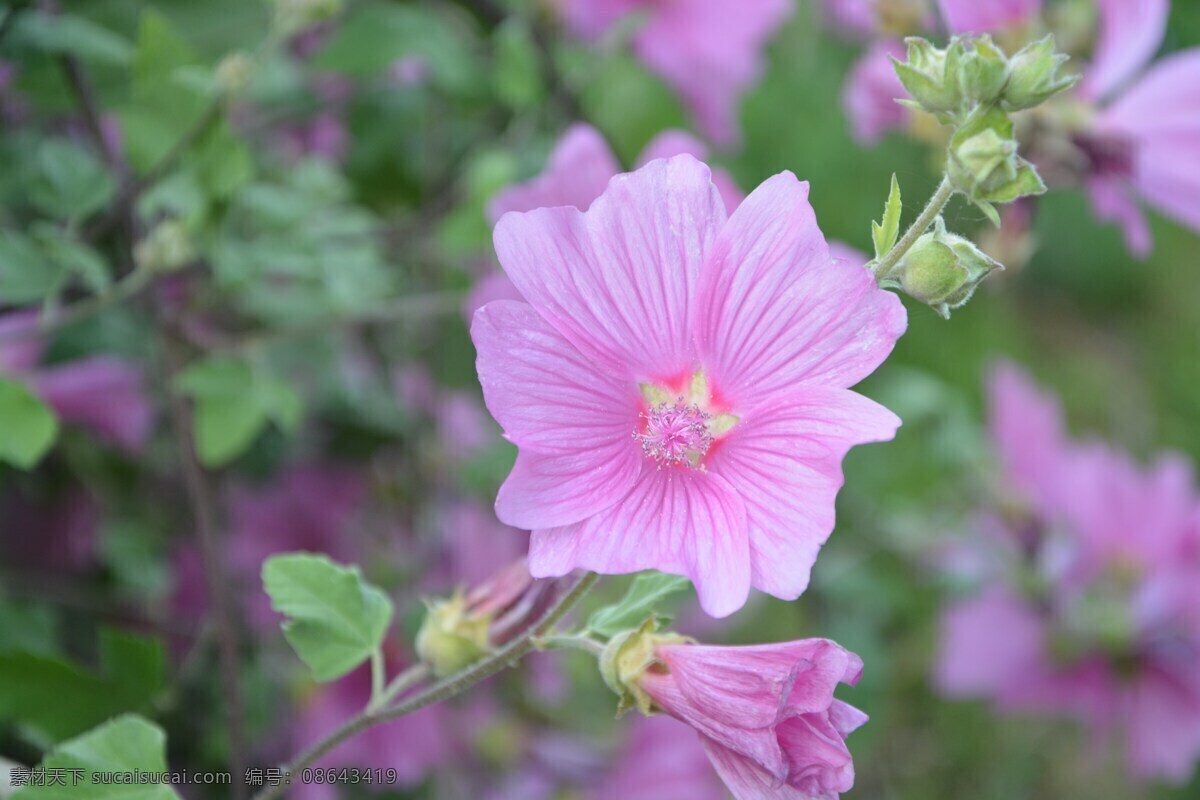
[366,662,431,714]
[536,633,605,656]
[871,176,956,281]
[251,571,600,800]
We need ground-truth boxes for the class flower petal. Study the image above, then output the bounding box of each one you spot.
[695,171,906,405]
[493,156,726,382]
[708,386,901,600]
[699,738,815,800]
[486,123,619,222]
[936,0,1042,34]
[528,467,751,617]
[496,448,641,530]
[34,357,153,451]
[934,585,1046,698]
[1081,0,1169,102]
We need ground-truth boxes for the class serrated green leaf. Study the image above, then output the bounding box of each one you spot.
[262,553,393,681]
[11,715,181,800]
[588,571,692,638]
[872,174,902,260]
[0,377,59,469]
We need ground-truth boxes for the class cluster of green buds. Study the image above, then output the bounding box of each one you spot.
[869,34,1077,317]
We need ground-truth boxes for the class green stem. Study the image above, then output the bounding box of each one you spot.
[871,176,956,281]
[251,571,600,800]
[536,633,605,656]
[366,662,430,714]
[368,648,385,710]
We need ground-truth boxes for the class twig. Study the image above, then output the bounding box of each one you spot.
[163,338,248,800]
[252,571,600,800]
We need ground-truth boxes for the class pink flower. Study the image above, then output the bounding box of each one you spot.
[473,155,905,617]
[935,363,1200,783]
[589,715,727,800]
[558,0,792,145]
[936,0,1041,34]
[0,312,153,452]
[842,39,907,144]
[636,639,868,799]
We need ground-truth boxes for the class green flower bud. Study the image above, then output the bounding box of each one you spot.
[133,220,194,273]
[599,619,689,717]
[958,35,1010,107]
[892,37,965,115]
[1003,35,1079,111]
[215,52,255,96]
[414,591,492,677]
[886,218,1003,318]
[947,106,1046,212]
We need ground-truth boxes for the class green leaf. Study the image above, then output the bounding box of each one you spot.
[262,553,394,681]
[11,715,182,800]
[32,224,112,294]
[493,19,544,110]
[588,571,692,638]
[28,139,117,222]
[13,12,134,66]
[872,174,903,260]
[0,377,59,469]
[0,230,66,304]
[174,357,302,467]
[0,633,164,744]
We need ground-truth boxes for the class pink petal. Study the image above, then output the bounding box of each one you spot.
[631,0,792,145]
[638,129,745,210]
[472,300,642,528]
[709,386,900,600]
[558,0,644,40]
[936,0,1042,34]
[462,269,525,324]
[1081,0,1169,102]
[33,357,153,451]
[842,40,908,145]
[776,713,857,794]
[589,715,727,800]
[486,123,620,222]
[695,171,906,405]
[529,467,751,617]
[493,155,726,382]
[1126,667,1200,782]
[1085,175,1153,257]
[699,738,815,800]
[934,585,1046,698]
[986,361,1072,507]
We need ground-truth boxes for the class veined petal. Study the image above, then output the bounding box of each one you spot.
[493,155,726,382]
[496,448,641,530]
[695,171,905,405]
[699,738,816,800]
[708,386,901,600]
[472,300,639,455]
[1081,0,1169,102]
[528,467,751,618]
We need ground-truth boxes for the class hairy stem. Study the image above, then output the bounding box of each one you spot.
[871,176,956,281]
[252,571,600,800]
[536,633,605,656]
[367,662,431,714]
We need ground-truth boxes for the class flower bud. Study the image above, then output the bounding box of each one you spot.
[599,619,689,716]
[1003,35,1078,111]
[947,106,1046,210]
[958,35,1010,107]
[215,52,255,97]
[133,220,194,274]
[886,218,1003,318]
[414,591,492,677]
[892,37,964,115]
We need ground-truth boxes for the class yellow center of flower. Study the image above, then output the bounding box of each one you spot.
[634,371,738,469]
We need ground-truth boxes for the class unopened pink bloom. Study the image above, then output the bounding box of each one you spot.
[842,39,907,144]
[558,0,792,144]
[474,156,905,616]
[936,363,1200,783]
[936,0,1041,34]
[590,715,727,800]
[639,639,867,799]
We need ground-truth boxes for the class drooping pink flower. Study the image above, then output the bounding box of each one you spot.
[842,39,908,144]
[936,0,1041,34]
[557,0,792,145]
[589,715,728,800]
[935,363,1200,783]
[0,312,153,452]
[473,155,905,617]
[636,638,868,799]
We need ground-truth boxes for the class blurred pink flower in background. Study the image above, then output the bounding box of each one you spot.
[842,39,907,145]
[556,0,792,145]
[589,715,728,800]
[0,312,153,452]
[936,0,1041,34]
[639,638,867,799]
[935,362,1200,783]
[473,155,905,616]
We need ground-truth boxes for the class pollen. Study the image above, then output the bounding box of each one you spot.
[635,397,714,468]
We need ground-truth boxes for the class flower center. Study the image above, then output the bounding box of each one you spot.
[635,398,713,468]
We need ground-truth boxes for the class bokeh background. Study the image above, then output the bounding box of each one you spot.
[1,0,1198,798]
